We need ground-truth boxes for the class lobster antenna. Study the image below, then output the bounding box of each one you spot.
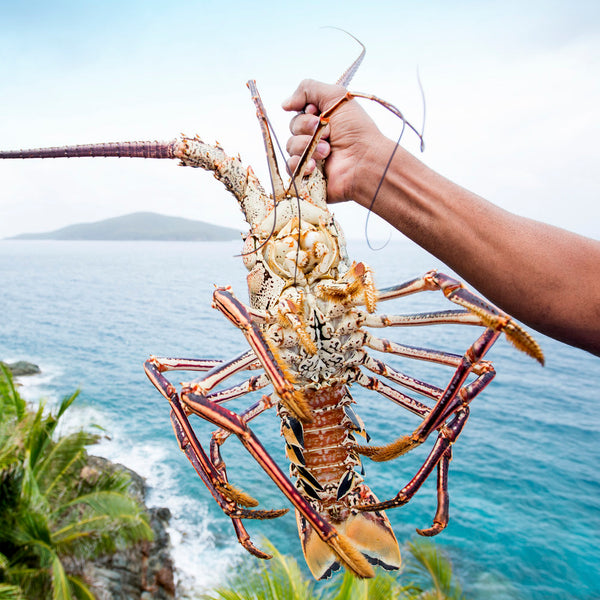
[320,27,366,87]
[361,74,427,250]
[237,83,284,261]
[363,118,407,251]
[263,111,304,286]
[237,104,303,286]
[417,67,426,146]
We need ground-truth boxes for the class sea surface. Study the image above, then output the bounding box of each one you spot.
[1,239,598,600]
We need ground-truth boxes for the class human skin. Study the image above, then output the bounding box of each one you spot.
[283,79,600,357]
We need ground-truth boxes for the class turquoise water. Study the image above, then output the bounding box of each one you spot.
[1,239,598,599]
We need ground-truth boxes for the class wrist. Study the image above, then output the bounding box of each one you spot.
[351,135,405,208]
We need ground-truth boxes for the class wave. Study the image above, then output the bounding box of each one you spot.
[12,367,242,597]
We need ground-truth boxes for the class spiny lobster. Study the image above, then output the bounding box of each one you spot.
[0,42,543,580]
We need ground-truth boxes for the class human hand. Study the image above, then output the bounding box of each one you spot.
[282,79,386,205]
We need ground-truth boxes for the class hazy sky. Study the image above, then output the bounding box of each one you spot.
[0,0,598,241]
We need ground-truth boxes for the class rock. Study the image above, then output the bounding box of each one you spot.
[82,457,176,600]
[1,360,41,376]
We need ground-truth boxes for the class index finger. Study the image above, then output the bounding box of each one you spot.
[282,79,346,114]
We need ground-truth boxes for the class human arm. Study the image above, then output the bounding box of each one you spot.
[283,79,600,356]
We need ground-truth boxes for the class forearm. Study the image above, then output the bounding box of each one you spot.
[355,139,600,355]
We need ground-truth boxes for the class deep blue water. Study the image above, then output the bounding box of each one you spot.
[1,239,598,599]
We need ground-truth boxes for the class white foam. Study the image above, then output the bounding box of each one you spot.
[11,370,241,597]
[11,361,64,405]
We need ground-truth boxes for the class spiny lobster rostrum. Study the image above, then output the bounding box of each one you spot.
[0,43,544,580]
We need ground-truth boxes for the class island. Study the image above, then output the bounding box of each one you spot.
[5,211,241,242]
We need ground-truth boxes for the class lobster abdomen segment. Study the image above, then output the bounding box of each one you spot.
[282,385,401,579]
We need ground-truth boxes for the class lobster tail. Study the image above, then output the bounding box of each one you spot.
[296,485,401,580]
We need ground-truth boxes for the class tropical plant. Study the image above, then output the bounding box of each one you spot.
[203,537,467,600]
[0,365,153,599]
[404,539,466,600]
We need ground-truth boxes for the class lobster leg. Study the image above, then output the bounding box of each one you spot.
[373,271,544,365]
[180,384,375,578]
[362,308,484,328]
[357,328,499,462]
[360,350,496,421]
[168,407,276,560]
[416,447,452,537]
[209,394,276,467]
[151,350,273,506]
[360,353,443,401]
[207,286,376,578]
[144,358,288,559]
[365,332,489,374]
[212,286,313,422]
[145,356,224,373]
[351,329,496,533]
[357,409,468,529]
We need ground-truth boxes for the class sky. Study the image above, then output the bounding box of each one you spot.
[0,0,598,241]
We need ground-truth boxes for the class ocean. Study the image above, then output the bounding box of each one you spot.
[1,238,598,600]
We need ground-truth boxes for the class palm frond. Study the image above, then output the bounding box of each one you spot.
[35,432,95,499]
[53,512,151,554]
[1,379,154,599]
[405,539,466,600]
[0,425,23,472]
[9,510,52,551]
[205,540,316,600]
[0,584,24,600]
[23,402,52,471]
[2,564,49,600]
[66,575,96,600]
[51,552,73,600]
[319,567,405,600]
[62,489,148,522]
[0,365,25,421]
[55,392,80,423]
[53,491,152,557]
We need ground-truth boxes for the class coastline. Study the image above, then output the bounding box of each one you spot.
[84,456,176,600]
[3,360,177,600]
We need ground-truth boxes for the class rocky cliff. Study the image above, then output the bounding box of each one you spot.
[81,457,176,600]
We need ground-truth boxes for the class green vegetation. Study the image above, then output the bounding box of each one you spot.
[204,538,467,600]
[0,365,153,599]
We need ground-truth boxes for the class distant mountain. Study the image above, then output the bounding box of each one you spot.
[6,212,241,241]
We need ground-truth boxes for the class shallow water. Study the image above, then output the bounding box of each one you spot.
[1,239,598,599]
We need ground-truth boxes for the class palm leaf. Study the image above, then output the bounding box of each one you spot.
[1,380,154,599]
[0,365,25,421]
[23,402,52,471]
[0,584,24,600]
[66,575,95,600]
[55,391,80,423]
[35,431,95,499]
[51,553,73,600]
[405,539,466,600]
[62,489,149,522]
[205,540,316,600]
[9,510,52,551]
[53,490,151,557]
